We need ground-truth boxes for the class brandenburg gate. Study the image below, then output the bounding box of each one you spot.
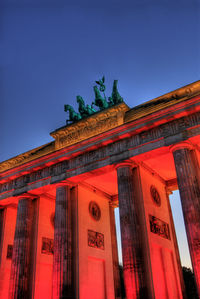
[0,78,200,299]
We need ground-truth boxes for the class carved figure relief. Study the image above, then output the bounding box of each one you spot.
[89,201,101,221]
[149,215,171,240]
[41,237,54,255]
[88,230,104,250]
[150,185,161,206]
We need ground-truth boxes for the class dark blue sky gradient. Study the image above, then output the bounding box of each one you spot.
[1,0,199,268]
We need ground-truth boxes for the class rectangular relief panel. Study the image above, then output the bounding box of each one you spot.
[87,258,106,299]
[149,215,171,240]
[88,230,104,250]
[41,237,54,255]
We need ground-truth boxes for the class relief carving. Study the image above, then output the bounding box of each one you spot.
[150,185,161,206]
[51,103,128,149]
[89,201,101,221]
[149,215,171,240]
[88,230,104,250]
[41,237,54,255]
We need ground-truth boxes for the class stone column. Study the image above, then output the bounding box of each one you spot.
[109,199,121,299]
[116,164,149,299]
[172,143,200,297]
[9,196,33,299]
[52,184,73,299]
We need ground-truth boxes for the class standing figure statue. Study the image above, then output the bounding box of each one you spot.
[77,96,96,118]
[64,104,81,123]
[95,76,106,99]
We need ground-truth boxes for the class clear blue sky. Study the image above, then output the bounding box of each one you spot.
[1,0,199,268]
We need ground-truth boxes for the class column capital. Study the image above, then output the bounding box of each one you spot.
[115,161,137,170]
[165,188,173,196]
[170,141,194,153]
[109,195,118,208]
[54,181,73,189]
[15,193,37,201]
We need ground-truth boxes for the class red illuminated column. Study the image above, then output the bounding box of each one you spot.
[9,196,33,299]
[116,164,148,299]
[172,143,200,297]
[52,184,73,299]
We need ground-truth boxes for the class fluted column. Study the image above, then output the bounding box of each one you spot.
[116,164,148,299]
[52,184,73,299]
[9,196,33,299]
[172,143,200,297]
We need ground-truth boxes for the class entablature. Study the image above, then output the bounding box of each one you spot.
[0,80,200,200]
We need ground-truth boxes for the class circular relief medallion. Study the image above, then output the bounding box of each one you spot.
[150,185,161,206]
[89,201,101,221]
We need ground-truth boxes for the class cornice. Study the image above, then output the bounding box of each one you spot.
[125,80,200,123]
[0,142,55,174]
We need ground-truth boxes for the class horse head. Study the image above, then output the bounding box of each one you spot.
[64,104,70,112]
[76,95,84,105]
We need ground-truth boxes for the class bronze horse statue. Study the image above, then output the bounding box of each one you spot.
[92,86,110,110]
[111,80,123,104]
[92,80,123,110]
[64,104,81,123]
[64,78,124,124]
[76,96,96,118]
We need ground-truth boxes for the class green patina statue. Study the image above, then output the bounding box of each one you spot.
[77,95,96,117]
[111,80,123,105]
[95,76,105,92]
[64,104,82,123]
[92,86,110,110]
[64,76,123,123]
[107,80,123,106]
[95,76,106,99]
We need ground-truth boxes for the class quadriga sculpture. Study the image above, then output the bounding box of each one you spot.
[64,77,124,123]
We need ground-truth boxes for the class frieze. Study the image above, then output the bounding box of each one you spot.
[59,115,118,148]
[0,142,54,173]
[1,111,200,196]
[149,215,171,240]
[88,230,104,250]
[125,81,200,123]
[51,102,129,149]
